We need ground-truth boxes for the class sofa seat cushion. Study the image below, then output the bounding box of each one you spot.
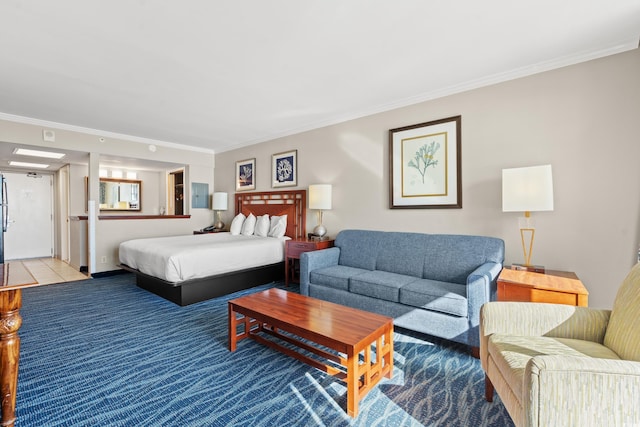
[399,279,468,317]
[309,265,368,291]
[488,334,621,404]
[349,270,417,303]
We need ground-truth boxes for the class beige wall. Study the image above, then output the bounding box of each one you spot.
[214,48,640,310]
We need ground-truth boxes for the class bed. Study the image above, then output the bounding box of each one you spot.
[119,190,306,306]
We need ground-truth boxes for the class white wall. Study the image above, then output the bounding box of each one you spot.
[214,49,640,310]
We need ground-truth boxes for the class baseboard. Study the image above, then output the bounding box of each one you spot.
[91,269,130,279]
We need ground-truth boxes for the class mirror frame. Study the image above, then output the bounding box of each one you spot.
[99,178,142,212]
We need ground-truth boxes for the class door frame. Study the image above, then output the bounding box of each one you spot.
[57,165,70,263]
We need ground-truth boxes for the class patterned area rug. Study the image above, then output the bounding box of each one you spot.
[16,274,514,426]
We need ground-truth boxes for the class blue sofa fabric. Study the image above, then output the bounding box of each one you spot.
[300,229,505,348]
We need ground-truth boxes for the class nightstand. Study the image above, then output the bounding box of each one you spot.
[285,238,334,286]
[497,267,589,306]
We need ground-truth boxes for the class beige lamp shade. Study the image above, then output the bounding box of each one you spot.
[309,184,332,210]
[502,165,554,213]
[212,192,228,211]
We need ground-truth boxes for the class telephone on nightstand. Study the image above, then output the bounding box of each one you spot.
[202,225,216,232]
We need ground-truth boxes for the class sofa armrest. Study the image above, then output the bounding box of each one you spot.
[480,302,611,367]
[525,355,640,426]
[464,262,502,347]
[467,262,503,312]
[299,247,340,295]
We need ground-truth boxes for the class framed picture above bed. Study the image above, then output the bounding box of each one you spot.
[236,158,256,191]
[271,149,297,188]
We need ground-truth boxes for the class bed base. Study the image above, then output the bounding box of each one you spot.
[120,262,284,306]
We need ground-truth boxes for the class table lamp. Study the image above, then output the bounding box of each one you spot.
[502,165,554,272]
[212,192,228,230]
[309,184,332,238]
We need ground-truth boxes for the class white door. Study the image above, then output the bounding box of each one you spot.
[4,172,54,260]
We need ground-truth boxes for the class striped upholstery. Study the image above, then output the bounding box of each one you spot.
[603,263,640,361]
[480,263,640,426]
[488,335,621,406]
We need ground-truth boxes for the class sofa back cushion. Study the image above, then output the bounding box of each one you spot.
[335,230,505,284]
[335,230,384,270]
[421,235,504,284]
[604,262,640,361]
[376,232,428,277]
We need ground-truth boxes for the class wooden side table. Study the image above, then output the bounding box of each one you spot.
[285,238,334,286]
[497,268,588,306]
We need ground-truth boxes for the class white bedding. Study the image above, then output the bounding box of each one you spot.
[118,232,289,283]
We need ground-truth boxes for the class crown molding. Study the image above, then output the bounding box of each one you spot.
[0,112,215,154]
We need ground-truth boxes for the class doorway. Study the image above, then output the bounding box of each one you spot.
[3,171,54,260]
[168,170,184,215]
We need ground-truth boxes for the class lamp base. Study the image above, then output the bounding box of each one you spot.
[313,224,327,238]
[511,263,545,274]
[214,220,225,230]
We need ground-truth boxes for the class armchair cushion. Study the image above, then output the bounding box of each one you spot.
[489,334,621,404]
[604,263,640,361]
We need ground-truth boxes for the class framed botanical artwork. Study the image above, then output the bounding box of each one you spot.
[389,115,462,209]
[271,149,297,188]
[236,158,256,191]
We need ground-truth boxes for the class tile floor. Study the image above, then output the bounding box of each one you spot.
[11,258,89,285]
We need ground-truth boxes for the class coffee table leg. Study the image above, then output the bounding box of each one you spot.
[228,303,237,351]
[346,348,358,417]
[385,325,393,379]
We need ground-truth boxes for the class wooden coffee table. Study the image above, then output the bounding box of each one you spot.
[228,288,393,417]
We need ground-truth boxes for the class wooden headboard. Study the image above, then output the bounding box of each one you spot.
[235,190,306,240]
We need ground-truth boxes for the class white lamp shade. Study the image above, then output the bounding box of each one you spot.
[309,184,332,210]
[502,165,554,212]
[212,192,228,211]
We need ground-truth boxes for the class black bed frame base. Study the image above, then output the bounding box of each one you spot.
[122,262,284,306]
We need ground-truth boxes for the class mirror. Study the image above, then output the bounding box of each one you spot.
[99,178,141,211]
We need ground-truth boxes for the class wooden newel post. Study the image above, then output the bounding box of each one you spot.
[0,290,22,427]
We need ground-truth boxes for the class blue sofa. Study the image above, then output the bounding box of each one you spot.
[300,230,505,351]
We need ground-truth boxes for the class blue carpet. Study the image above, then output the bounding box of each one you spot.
[16,274,513,426]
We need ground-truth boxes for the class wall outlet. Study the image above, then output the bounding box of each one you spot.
[100,256,107,264]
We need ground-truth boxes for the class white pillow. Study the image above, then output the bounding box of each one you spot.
[241,213,257,235]
[268,214,287,238]
[229,213,245,235]
[254,214,270,237]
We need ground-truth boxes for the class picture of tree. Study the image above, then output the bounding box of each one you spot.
[407,141,440,184]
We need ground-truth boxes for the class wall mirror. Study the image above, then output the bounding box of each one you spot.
[99,178,141,211]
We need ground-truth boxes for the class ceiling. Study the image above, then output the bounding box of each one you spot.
[1,1,639,157]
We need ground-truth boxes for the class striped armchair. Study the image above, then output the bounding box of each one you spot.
[480,263,640,426]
